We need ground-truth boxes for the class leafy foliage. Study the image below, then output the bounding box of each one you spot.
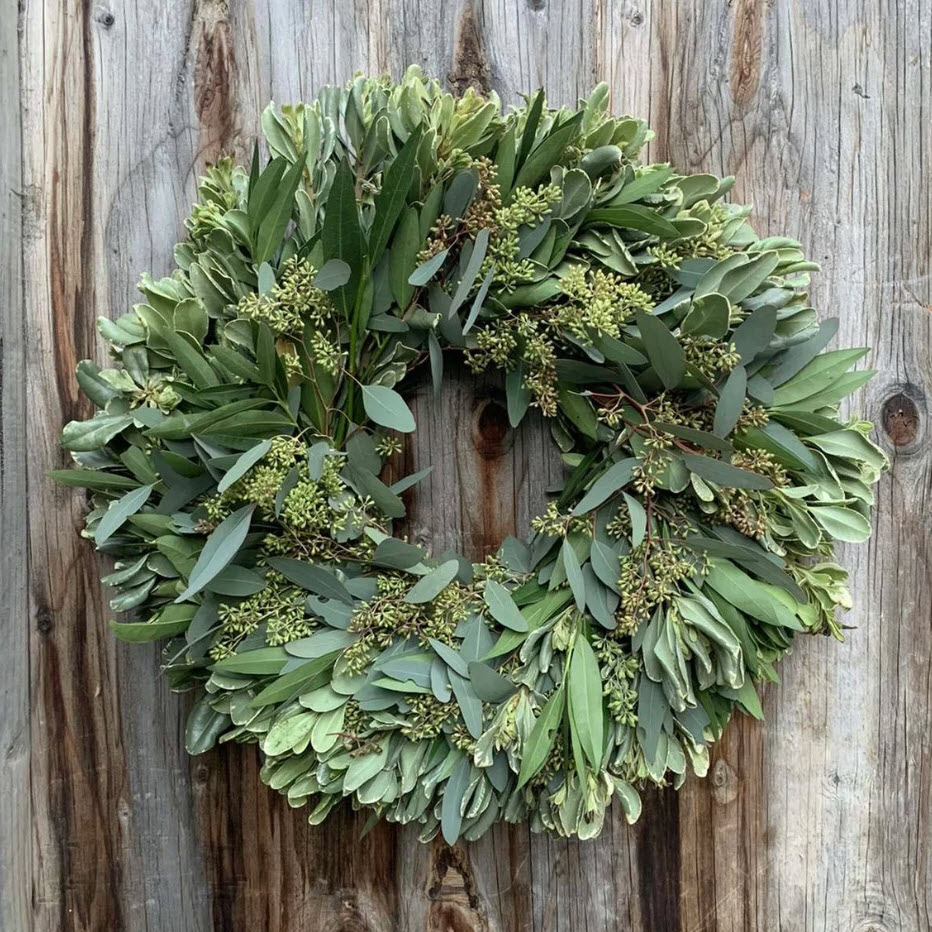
[57,68,884,843]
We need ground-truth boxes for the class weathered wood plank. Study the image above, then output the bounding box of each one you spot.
[11,0,932,929]
[1,0,31,927]
[641,3,932,929]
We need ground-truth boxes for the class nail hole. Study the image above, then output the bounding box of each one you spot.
[96,9,115,28]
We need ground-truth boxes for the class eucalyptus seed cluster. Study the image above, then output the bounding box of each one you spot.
[204,439,377,564]
[467,311,561,414]
[237,258,331,336]
[203,436,307,521]
[342,575,479,674]
[630,442,676,496]
[634,200,743,298]
[681,336,741,379]
[615,539,697,634]
[531,501,591,538]
[212,570,311,659]
[691,448,790,539]
[478,183,562,293]
[462,157,502,233]
[401,696,460,742]
[592,636,639,724]
[557,265,653,339]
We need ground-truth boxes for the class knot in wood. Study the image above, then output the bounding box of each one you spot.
[710,757,738,805]
[881,390,921,448]
[472,398,512,459]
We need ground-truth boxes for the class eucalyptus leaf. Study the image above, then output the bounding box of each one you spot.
[95,484,154,545]
[404,560,460,604]
[362,384,416,433]
[175,505,255,603]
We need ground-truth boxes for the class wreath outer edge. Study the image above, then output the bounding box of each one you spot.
[55,68,885,843]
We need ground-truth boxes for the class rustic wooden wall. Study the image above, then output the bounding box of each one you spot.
[4,0,931,929]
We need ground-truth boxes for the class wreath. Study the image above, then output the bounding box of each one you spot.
[55,69,885,843]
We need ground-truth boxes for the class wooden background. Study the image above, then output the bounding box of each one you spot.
[3,0,930,929]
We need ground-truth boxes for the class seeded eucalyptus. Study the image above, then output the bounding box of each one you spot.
[56,68,884,843]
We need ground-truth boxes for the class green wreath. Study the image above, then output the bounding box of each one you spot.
[55,68,885,843]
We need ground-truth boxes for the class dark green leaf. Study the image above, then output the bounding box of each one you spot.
[110,606,194,643]
[461,266,495,335]
[732,307,777,363]
[250,654,338,708]
[443,169,479,220]
[516,89,545,174]
[483,580,528,631]
[343,463,406,519]
[408,249,449,287]
[389,207,420,308]
[428,638,469,676]
[372,537,426,570]
[567,636,604,769]
[185,695,229,754]
[561,539,586,611]
[765,318,840,386]
[680,293,730,339]
[313,259,352,291]
[367,125,423,260]
[771,348,870,407]
[514,114,583,191]
[449,229,489,317]
[636,675,666,763]
[254,157,304,265]
[205,565,266,596]
[404,559,459,604]
[175,505,255,602]
[428,329,443,396]
[441,753,471,844]
[388,464,433,494]
[506,365,531,427]
[651,423,732,456]
[468,661,516,702]
[95,483,154,545]
[571,458,637,516]
[212,646,288,675]
[61,413,134,452]
[517,686,565,788]
[681,454,773,490]
[266,556,354,604]
[450,670,483,738]
[587,204,680,238]
[590,539,621,593]
[322,161,366,316]
[623,492,647,547]
[556,385,599,439]
[636,311,686,389]
[217,439,272,493]
[713,366,747,437]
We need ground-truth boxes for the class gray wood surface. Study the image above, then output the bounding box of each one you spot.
[5,0,931,929]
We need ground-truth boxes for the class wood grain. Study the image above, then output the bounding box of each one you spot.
[2,0,30,927]
[6,0,930,929]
